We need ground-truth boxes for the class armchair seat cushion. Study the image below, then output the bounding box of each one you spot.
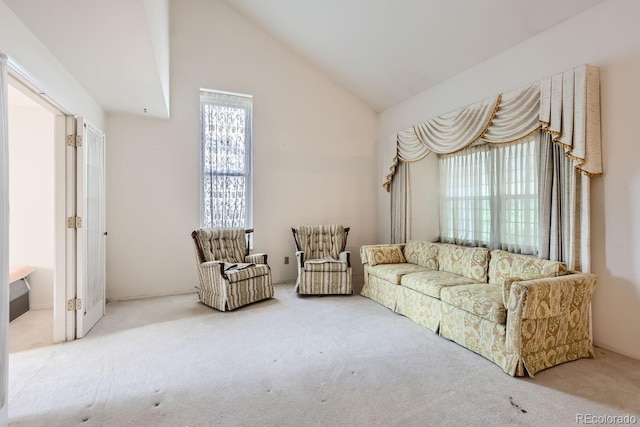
[440,284,506,324]
[304,258,348,272]
[225,264,271,283]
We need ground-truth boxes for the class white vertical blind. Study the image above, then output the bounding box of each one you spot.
[439,136,539,254]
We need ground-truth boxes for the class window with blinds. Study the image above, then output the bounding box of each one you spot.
[439,135,539,254]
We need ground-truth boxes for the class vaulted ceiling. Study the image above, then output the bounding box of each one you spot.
[5,0,604,117]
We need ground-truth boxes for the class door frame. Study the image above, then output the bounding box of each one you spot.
[7,58,77,342]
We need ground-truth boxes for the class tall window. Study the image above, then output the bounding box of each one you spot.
[439,135,539,254]
[200,90,253,228]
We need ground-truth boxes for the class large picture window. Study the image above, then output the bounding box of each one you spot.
[439,135,539,254]
[200,90,253,228]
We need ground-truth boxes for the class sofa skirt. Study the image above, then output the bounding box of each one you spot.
[362,276,440,333]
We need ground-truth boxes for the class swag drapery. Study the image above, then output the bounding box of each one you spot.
[385,64,601,271]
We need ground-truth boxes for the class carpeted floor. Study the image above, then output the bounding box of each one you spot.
[8,283,640,426]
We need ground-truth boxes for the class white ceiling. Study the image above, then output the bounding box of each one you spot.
[225,0,605,111]
[5,0,604,116]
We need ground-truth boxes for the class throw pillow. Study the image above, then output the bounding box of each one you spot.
[366,246,406,267]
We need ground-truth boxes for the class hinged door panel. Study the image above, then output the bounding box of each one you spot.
[75,117,106,338]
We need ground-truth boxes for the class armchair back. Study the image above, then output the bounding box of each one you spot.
[192,228,251,263]
[292,225,349,260]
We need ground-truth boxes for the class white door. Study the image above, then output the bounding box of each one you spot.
[75,117,106,338]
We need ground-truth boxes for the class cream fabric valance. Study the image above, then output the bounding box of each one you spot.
[383,64,602,191]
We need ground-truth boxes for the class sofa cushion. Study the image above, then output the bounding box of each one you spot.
[400,270,481,299]
[437,244,490,283]
[488,250,567,285]
[440,284,506,324]
[403,241,439,270]
[368,263,429,285]
[365,245,406,266]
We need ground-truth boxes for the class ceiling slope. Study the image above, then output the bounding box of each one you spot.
[224,0,605,111]
[4,0,604,116]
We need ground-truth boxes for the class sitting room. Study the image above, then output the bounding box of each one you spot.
[1,0,639,425]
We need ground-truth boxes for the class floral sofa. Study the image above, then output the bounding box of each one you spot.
[360,241,598,377]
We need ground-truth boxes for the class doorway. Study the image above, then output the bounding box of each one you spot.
[7,83,56,352]
[5,65,106,346]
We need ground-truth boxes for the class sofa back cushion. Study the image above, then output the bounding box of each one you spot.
[488,250,567,285]
[437,244,490,282]
[403,241,439,270]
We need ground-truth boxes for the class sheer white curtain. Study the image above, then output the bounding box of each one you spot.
[0,52,9,412]
[440,136,539,254]
[387,65,600,270]
[200,91,253,229]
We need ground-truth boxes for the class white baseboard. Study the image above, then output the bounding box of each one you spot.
[106,289,196,303]
[29,303,53,310]
[594,341,640,361]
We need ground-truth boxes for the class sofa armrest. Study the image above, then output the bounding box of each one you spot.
[506,273,596,318]
[245,253,268,265]
[505,273,597,375]
[339,251,351,268]
[359,244,405,265]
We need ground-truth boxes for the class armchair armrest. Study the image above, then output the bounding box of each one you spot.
[199,260,227,280]
[505,273,598,376]
[295,251,304,268]
[339,251,351,268]
[246,253,268,265]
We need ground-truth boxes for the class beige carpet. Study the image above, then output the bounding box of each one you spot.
[8,284,640,426]
[9,308,53,353]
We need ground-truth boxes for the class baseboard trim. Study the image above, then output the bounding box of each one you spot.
[594,341,640,361]
[106,289,197,303]
[29,303,53,310]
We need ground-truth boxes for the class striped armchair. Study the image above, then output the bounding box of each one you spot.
[292,225,352,295]
[191,228,274,311]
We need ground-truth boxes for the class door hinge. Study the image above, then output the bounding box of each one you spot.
[67,216,83,229]
[67,298,82,311]
[66,134,83,147]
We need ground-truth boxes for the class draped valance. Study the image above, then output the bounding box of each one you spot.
[383,64,602,191]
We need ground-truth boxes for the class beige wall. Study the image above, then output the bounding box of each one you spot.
[378,0,640,360]
[105,0,378,300]
[8,100,55,309]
